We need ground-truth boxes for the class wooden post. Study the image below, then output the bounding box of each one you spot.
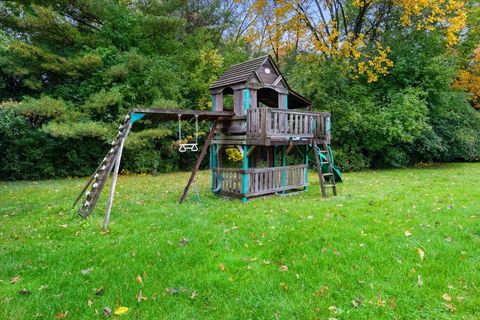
[179,120,218,203]
[102,122,132,231]
[241,145,249,202]
[304,144,309,191]
[281,145,286,194]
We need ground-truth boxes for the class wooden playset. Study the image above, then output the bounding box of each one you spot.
[73,55,342,229]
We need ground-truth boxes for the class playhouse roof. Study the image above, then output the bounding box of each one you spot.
[209,55,311,109]
[209,55,270,89]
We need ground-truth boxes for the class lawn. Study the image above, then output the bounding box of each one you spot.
[0,163,479,319]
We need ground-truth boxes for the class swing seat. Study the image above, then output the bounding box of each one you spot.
[179,143,199,152]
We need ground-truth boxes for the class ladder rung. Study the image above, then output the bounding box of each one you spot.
[322,173,333,176]
[324,184,335,188]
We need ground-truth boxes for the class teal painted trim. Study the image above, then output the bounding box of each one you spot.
[130,112,145,124]
[210,144,218,192]
[243,89,250,112]
[242,146,249,201]
[326,116,331,135]
[305,145,309,190]
[281,145,286,193]
[211,95,215,111]
[284,94,288,109]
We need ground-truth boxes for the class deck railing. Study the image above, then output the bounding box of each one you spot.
[247,107,330,143]
[213,164,307,198]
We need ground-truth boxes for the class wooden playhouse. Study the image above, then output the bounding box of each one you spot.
[74,55,342,228]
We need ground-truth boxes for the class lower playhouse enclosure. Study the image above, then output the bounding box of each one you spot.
[211,145,310,200]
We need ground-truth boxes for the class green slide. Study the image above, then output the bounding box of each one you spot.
[316,145,343,182]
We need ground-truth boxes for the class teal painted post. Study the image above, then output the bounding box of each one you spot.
[211,95,215,111]
[242,145,249,202]
[304,144,309,191]
[284,94,288,109]
[210,144,218,192]
[244,89,250,113]
[281,145,286,194]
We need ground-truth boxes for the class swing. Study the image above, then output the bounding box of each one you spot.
[177,114,199,152]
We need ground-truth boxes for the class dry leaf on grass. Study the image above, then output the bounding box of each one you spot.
[219,263,225,271]
[10,276,20,284]
[417,248,425,261]
[136,290,147,303]
[279,265,288,272]
[136,275,143,284]
[114,306,129,315]
[55,311,68,319]
[417,275,423,286]
[442,293,452,302]
[404,230,412,237]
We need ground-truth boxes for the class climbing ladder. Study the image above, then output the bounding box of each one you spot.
[313,140,337,197]
[73,113,133,218]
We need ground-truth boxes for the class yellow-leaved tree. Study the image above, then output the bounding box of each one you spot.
[247,0,467,82]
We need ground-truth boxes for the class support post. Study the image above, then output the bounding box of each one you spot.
[241,145,249,202]
[102,122,132,231]
[305,144,309,191]
[281,145,286,194]
[179,120,218,203]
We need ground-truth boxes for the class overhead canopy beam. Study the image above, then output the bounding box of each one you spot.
[133,108,234,123]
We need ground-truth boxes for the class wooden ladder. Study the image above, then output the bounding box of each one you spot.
[73,113,133,218]
[313,140,337,197]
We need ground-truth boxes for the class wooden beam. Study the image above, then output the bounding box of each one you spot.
[285,142,294,156]
[179,120,219,203]
[102,121,132,231]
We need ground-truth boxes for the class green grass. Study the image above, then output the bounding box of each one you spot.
[1,163,479,319]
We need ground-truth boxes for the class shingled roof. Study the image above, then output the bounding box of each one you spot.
[209,55,270,89]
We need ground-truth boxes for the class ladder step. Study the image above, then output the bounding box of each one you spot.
[324,184,336,188]
[322,173,333,177]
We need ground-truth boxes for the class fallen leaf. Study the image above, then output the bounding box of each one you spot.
[404,230,412,237]
[442,293,452,302]
[136,275,143,284]
[81,267,93,276]
[279,282,288,291]
[279,265,288,272]
[352,299,360,308]
[417,248,425,261]
[38,285,48,291]
[446,303,456,312]
[219,263,225,271]
[389,297,397,310]
[10,276,20,284]
[114,306,129,315]
[166,287,180,295]
[190,290,197,300]
[87,299,93,307]
[136,290,147,303]
[94,287,105,296]
[328,306,337,313]
[179,238,189,246]
[103,307,112,317]
[417,275,423,287]
[55,311,68,319]
[18,288,30,295]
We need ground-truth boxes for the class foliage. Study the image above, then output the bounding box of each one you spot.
[0,0,478,179]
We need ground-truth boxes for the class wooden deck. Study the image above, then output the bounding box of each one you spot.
[213,107,330,145]
[212,164,307,199]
